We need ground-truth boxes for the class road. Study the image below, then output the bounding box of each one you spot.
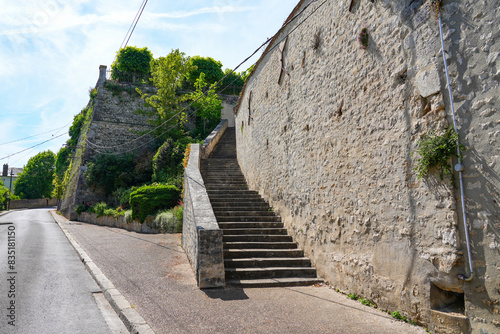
[57,212,429,334]
[0,209,121,334]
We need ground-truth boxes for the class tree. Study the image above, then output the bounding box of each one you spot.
[14,151,56,199]
[0,180,9,204]
[139,49,195,139]
[219,68,245,95]
[186,56,224,86]
[111,46,154,83]
[189,73,223,138]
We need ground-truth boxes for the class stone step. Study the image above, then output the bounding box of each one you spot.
[225,277,323,288]
[207,190,259,195]
[224,249,305,259]
[214,210,276,217]
[223,235,294,243]
[222,228,288,235]
[225,267,317,279]
[212,204,271,211]
[207,194,264,200]
[208,198,268,204]
[224,241,298,249]
[218,221,283,229]
[217,216,282,222]
[224,257,310,268]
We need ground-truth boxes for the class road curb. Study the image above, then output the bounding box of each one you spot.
[50,210,155,334]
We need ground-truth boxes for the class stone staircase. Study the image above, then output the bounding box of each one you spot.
[200,129,322,288]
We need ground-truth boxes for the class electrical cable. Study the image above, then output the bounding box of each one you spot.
[0,123,70,146]
[86,0,327,154]
[124,0,149,48]
[0,133,66,161]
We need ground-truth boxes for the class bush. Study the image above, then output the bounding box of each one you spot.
[111,46,153,83]
[129,184,180,222]
[151,205,183,232]
[153,139,187,182]
[87,202,109,217]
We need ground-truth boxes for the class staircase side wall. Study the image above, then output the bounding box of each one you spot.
[235,1,500,332]
[182,144,225,288]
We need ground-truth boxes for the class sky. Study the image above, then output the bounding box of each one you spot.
[0,0,299,168]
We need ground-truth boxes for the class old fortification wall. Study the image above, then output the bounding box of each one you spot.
[235,1,499,333]
[60,73,156,219]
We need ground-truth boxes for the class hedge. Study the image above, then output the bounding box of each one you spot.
[129,184,180,222]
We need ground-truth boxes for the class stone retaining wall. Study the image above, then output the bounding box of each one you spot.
[9,198,58,210]
[235,1,499,333]
[76,212,159,234]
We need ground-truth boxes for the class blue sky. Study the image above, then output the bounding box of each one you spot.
[0,0,298,168]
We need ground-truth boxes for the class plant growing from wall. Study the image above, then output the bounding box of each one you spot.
[413,128,465,181]
[430,0,442,19]
[358,27,369,49]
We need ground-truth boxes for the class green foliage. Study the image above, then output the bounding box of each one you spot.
[87,202,108,217]
[139,49,195,139]
[414,128,465,181]
[14,150,56,199]
[151,205,183,232]
[75,203,88,215]
[219,68,245,95]
[103,80,140,96]
[111,187,137,209]
[111,46,154,83]
[359,298,376,307]
[241,64,255,82]
[85,152,152,196]
[129,183,180,222]
[347,293,359,301]
[152,138,187,183]
[0,179,10,205]
[186,56,224,86]
[390,310,415,325]
[189,73,223,139]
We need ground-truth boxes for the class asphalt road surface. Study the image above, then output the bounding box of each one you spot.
[0,209,117,334]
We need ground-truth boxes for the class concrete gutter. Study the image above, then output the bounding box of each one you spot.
[50,210,155,334]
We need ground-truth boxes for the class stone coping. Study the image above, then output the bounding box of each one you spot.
[201,119,228,159]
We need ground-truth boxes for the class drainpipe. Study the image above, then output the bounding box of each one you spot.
[438,12,474,281]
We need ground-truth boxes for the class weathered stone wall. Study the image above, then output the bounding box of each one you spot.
[61,79,156,219]
[182,139,226,288]
[76,212,160,234]
[9,198,58,209]
[235,1,499,333]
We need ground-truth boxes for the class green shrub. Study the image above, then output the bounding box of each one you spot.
[124,210,133,224]
[130,184,180,222]
[152,139,187,182]
[88,202,109,217]
[151,205,183,232]
[75,204,88,215]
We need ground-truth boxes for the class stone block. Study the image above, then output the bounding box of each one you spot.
[416,64,441,98]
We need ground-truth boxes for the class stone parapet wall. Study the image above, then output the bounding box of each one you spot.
[235,1,499,333]
[182,143,225,288]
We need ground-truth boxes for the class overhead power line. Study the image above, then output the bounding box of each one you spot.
[119,0,149,51]
[0,123,70,146]
[0,133,66,162]
[87,0,327,155]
